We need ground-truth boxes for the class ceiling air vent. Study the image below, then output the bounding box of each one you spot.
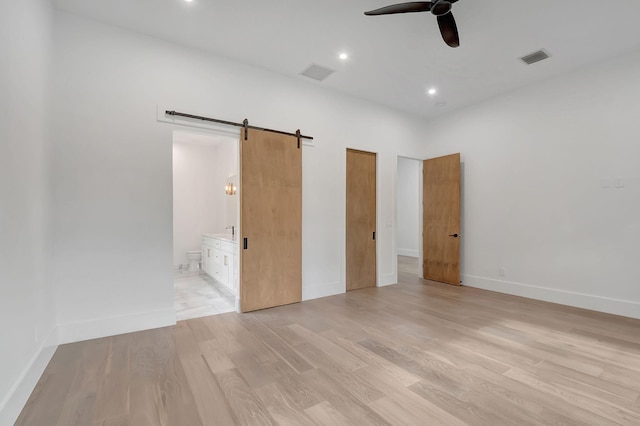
[300,63,335,81]
[520,49,550,65]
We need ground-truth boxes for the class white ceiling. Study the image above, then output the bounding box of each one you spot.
[53,0,640,119]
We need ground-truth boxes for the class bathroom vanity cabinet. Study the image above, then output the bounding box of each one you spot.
[201,234,237,293]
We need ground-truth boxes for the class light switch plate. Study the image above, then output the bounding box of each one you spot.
[615,176,624,188]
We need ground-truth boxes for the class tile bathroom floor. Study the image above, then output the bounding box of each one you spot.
[174,271,236,321]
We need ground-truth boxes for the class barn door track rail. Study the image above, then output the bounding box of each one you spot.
[165,110,313,144]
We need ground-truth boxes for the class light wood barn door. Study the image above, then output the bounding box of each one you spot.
[240,128,302,312]
[423,153,461,285]
[346,149,377,291]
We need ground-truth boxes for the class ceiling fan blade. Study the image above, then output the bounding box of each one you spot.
[364,2,433,16]
[437,12,459,47]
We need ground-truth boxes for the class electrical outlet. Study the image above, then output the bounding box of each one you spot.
[499,267,506,277]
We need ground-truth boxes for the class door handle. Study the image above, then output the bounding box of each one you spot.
[448,233,461,238]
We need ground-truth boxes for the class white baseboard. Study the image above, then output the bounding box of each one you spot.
[57,308,176,345]
[0,327,58,426]
[302,281,344,301]
[397,249,418,258]
[378,273,397,287]
[463,274,640,320]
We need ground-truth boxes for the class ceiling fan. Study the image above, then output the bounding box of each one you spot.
[364,1,461,48]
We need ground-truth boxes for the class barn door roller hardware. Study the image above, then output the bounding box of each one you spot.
[165,110,313,142]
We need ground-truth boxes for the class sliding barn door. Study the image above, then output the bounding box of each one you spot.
[423,153,461,286]
[240,128,302,312]
[346,149,377,291]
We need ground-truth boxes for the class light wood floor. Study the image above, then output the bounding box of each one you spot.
[17,259,640,425]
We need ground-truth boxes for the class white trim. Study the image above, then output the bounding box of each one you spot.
[302,281,343,301]
[463,274,640,320]
[378,273,397,287]
[397,249,418,258]
[57,308,176,345]
[0,328,58,426]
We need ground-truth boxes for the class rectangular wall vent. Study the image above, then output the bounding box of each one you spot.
[520,49,550,65]
[300,63,335,81]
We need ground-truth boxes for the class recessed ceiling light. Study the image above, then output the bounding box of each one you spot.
[427,88,437,96]
[339,53,348,60]
[184,0,193,2]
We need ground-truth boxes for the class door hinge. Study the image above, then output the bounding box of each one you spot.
[373,231,376,240]
[243,237,248,250]
[296,129,301,149]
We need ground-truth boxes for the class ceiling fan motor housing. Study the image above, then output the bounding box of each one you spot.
[431,0,452,16]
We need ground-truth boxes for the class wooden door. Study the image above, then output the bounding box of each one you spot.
[346,149,377,291]
[240,128,302,312]
[423,153,461,285]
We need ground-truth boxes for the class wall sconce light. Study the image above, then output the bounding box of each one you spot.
[225,182,237,195]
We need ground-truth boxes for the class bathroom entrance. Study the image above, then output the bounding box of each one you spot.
[172,130,240,321]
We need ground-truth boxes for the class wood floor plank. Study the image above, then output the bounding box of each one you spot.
[408,379,507,426]
[92,335,131,422]
[326,331,422,387]
[262,361,324,410]
[239,315,314,374]
[304,401,353,426]
[601,364,640,393]
[186,316,217,342]
[181,352,235,425]
[288,324,367,372]
[391,323,511,375]
[92,414,129,426]
[254,382,316,426]
[356,366,467,426]
[128,329,170,426]
[463,363,621,426]
[504,366,640,425]
[298,368,391,426]
[200,314,244,353]
[199,339,235,373]
[229,350,276,389]
[214,368,277,425]
[537,359,639,402]
[292,341,384,405]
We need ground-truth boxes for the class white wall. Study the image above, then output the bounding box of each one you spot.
[216,138,239,231]
[173,138,236,267]
[51,10,430,343]
[397,157,420,258]
[0,0,57,423]
[422,49,640,319]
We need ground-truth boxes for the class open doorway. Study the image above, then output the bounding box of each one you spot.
[172,130,239,321]
[397,156,421,277]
